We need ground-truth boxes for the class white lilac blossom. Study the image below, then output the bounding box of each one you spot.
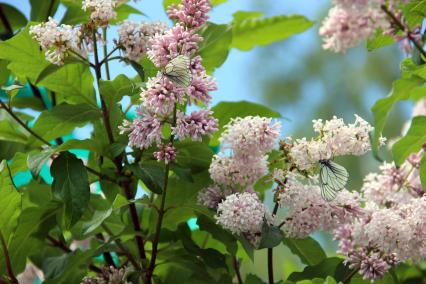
[220,116,281,159]
[289,115,373,171]
[319,0,389,53]
[82,0,117,27]
[153,143,177,164]
[215,192,266,235]
[119,109,162,149]
[118,20,168,61]
[278,173,362,237]
[209,155,268,188]
[172,110,218,141]
[30,18,80,65]
[167,0,212,29]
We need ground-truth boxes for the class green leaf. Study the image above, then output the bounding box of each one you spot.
[392,116,426,166]
[258,222,283,249]
[211,101,281,146]
[175,141,214,173]
[0,161,21,243]
[245,274,266,284]
[81,206,112,235]
[9,152,28,176]
[282,236,327,266]
[30,0,59,21]
[100,74,138,106]
[231,12,314,51]
[420,154,426,192]
[37,61,97,106]
[163,0,180,11]
[0,120,28,144]
[371,78,424,152]
[128,162,165,194]
[110,4,144,24]
[198,23,233,73]
[27,148,56,177]
[0,4,28,34]
[57,139,100,153]
[30,103,101,146]
[51,151,90,228]
[61,0,90,25]
[196,213,238,255]
[367,29,395,51]
[287,257,343,282]
[211,0,228,6]
[0,25,50,81]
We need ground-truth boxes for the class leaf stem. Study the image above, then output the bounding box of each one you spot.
[100,46,120,66]
[233,256,243,284]
[0,230,17,284]
[102,28,111,80]
[381,4,426,58]
[145,105,177,283]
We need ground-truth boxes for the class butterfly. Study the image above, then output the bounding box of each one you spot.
[162,55,192,88]
[318,160,349,202]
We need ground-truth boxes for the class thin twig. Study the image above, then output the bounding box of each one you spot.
[100,46,120,66]
[69,49,96,68]
[45,0,55,21]
[233,256,243,284]
[102,28,111,80]
[267,248,274,284]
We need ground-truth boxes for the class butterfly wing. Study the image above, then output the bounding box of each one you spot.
[319,160,349,202]
[164,55,192,88]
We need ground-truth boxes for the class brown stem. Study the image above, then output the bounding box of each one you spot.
[267,248,274,284]
[381,4,426,58]
[0,230,17,284]
[45,0,56,21]
[145,105,177,283]
[95,233,116,268]
[233,256,243,284]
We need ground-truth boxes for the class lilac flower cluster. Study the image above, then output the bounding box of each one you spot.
[120,0,218,164]
[82,0,117,27]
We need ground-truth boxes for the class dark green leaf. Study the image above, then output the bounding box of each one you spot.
[175,141,214,173]
[211,101,281,146]
[288,257,343,282]
[171,164,194,182]
[231,12,314,51]
[0,4,27,34]
[110,4,144,24]
[245,274,266,284]
[282,236,326,266]
[51,151,90,228]
[238,235,254,261]
[198,22,232,73]
[61,0,90,25]
[30,0,59,21]
[0,120,28,144]
[128,162,165,194]
[30,103,101,146]
[258,222,283,249]
[392,116,426,166]
[99,74,138,107]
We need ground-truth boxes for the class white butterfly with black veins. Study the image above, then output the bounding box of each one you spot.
[162,55,192,88]
[318,160,349,202]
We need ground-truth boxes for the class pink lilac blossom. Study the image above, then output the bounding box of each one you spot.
[215,192,266,235]
[172,110,218,141]
[153,143,177,164]
[82,266,128,284]
[187,73,217,105]
[30,18,80,65]
[119,110,163,149]
[140,74,186,116]
[209,155,268,188]
[167,0,212,29]
[197,185,238,210]
[220,116,281,159]
[148,24,202,67]
[278,173,362,238]
[289,115,374,171]
[118,20,168,61]
[319,1,389,53]
[82,0,117,27]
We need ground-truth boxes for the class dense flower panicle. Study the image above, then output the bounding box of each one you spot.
[220,116,281,159]
[209,155,268,188]
[153,143,177,164]
[172,110,218,141]
[148,24,202,67]
[119,110,163,149]
[81,266,128,284]
[140,74,186,116]
[197,185,238,209]
[167,0,212,29]
[290,115,373,171]
[118,20,168,61]
[215,192,266,235]
[187,74,217,105]
[319,1,389,53]
[30,18,80,65]
[82,0,117,27]
[278,173,362,238]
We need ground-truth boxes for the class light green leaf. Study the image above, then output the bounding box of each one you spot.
[9,152,28,176]
[0,4,28,34]
[198,22,232,73]
[57,139,100,153]
[231,12,314,51]
[99,74,138,108]
[27,148,56,177]
[0,161,21,243]
[211,100,281,146]
[371,78,424,152]
[81,207,112,235]
[30,103,101,146]
[51,151,90,228]
[0,25,50,81]
[420,155,426,192]
[61,0,90,25]
[282,236,327,266]
[367,29,395,51]
[30,0,59,21]
[0,120,28,144]
[392,116,426,166]
[110,4,144,24]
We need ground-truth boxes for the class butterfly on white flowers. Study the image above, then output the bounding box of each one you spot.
[162,55,192,88]
[318,160,348,202]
